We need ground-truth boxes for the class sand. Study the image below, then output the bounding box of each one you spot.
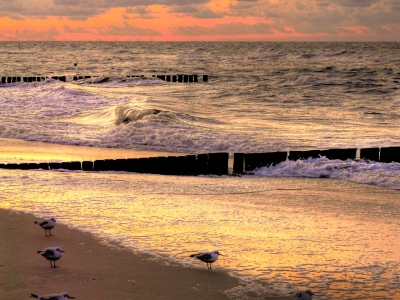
[0,209,241,299]
[0,138,288,300]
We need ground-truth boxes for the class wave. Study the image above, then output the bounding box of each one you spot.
[68,105,163,126]
[0,76,165,88]
[112,49,131,55]
[115,106,161,124]
[0,51,36,55]
[318,50,348,57]
[72,76,165,88]
[252,157,400,191]
[298,53,316,59]
[248,52,287,60]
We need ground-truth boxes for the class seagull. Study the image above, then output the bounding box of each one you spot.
[34,217,56,237]
[189,250,223,270]
[290,289,315,300]
[37,247,64,268]
[30,292,75,300]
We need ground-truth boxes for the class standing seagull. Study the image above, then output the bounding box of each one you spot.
[34,217,57,237]
[30,292,75,300]
[37,247,64,268]
[189,250,223,270]
[290,289,315,300]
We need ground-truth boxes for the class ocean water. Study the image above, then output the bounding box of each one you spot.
[1,42,400,299]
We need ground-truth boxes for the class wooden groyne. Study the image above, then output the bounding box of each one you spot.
[1,76,66,83]
[151,74,208,82]
[0,147,398,176]
[0,153,228,176]
[1,74,208,84]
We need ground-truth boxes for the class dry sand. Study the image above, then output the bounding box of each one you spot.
[0,138,288,299]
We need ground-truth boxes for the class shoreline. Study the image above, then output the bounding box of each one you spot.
[0,137,187,163]
[0,208,290,300]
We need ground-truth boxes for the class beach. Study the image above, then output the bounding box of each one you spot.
[0,138,291,300]
[1,138,399,300]
[0,209,244,300]
[1,41,400,300]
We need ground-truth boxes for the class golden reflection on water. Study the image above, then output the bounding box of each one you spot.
[1,169,400,299]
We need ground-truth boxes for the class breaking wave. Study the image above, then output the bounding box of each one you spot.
[253,157,400,191]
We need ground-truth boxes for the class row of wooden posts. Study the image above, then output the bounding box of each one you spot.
[1,76,67,83]
[0,153,228,176]
[0,74,208,84]
[0,147,398,176]
[151,74,208,82]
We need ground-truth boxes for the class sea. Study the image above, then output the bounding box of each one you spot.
[0,41,400,299]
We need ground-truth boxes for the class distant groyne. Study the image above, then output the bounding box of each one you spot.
[0,74,209,84]
[0,146,398,176]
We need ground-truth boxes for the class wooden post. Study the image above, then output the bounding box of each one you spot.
[233,153,244,174]
[320,148,357,160]
[289,150,320,161]
[360,148,379,161]
[380,147,400,163]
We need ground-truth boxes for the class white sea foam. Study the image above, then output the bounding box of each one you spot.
[85,76,164,88]
[253,158,400,190]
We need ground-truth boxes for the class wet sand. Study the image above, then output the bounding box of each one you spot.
[0,137,186,163]
[0,209,245,299]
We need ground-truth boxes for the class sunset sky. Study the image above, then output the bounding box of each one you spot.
[0,0,399,41]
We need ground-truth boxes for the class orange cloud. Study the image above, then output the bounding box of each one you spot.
[0,0,399,41]
[339,26,371,35]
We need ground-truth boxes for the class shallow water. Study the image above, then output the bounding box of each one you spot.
[1,42,399,155]
[1,169,399,299]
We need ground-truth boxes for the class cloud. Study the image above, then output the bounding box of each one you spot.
[125,6,155,19]
[0,0,107,19]
[169,5,199,14]
[63,25,92,33]
[192,9,226,19]
[0,0,210,19]
[0,0,399,40]
[6,28,60,41]
[99,21,162,36]
[171,22,279,36]
[249,0,400,38]
[332,0,379,7]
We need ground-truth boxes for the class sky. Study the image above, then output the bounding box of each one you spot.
[0,0,399,41]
